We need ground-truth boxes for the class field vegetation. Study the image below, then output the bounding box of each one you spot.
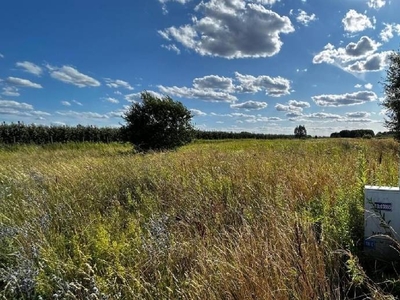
[0,139,399,299]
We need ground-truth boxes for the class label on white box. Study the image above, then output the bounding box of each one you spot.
[364,186,400,260]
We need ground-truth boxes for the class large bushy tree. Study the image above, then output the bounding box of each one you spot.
[122,91,194,151]
[382,50,400,140]
[294,125,307,138]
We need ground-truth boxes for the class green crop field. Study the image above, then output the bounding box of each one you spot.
[0,139,399,299]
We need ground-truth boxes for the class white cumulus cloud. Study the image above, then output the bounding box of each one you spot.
[5,77,42,89]
[296,9,317,26]
[104,97,119,104]
[380,23,400,42]
[16,61,43,76]
[0,100,33,110]
[345,51,391,72]
[312,91,377,107]
[342,10,374,33]
[367,0,386,9]
[47,65,101,88]
[158,85,238,103]
[230,100,268,110]
[364,83,373,90]
[288,100,310,108]
[104,78,134,90]
[312,36,389,74]
[158,0,191,14]
[125,91,164,102]
[193,75,235,92]
[56,110,109,119]
[346,111,371,118]
[190,108,207,116]
[158,0,294,58]
[2,86,20,97]
[235,72,291,97]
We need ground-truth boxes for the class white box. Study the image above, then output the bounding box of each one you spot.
[364,186,400,260]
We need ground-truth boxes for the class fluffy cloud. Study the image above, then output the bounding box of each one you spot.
[158,74,239,102]
[288,111,374,123]
[244,116,282,123]
[346,111,371,118]
[158,85,238,102]
[210,111,281,123]
[313,36,379,65]
[355,83,373,89]
[275,100,310,117]
[158,0,190,4]
[56,110,109,119]
[345,51,391,72]
[158,0,191,14]
[341,118,372,123]
[0,53,4,58]
[345,36,380,57]
[5,77,42,89]
[364,83,373,90]
[296,9,317,26]
[158,72,290,103]
[235,72,291,97]
[104,97,119,104]
[107,105,131,118]
[367,0,386,9]
[312,91,377,107]
[193,75,235,92]
[308,112,343,120]
[104,78,134,90]
[288,100,310,108]
[159,0,294,58]
[380,23,400,42]
[61,101,71,106]
[125,91,164,102]
[313,36,388,73]
[190,108,207,116]
[47,65,101,88]
[255,0,280,5]
[230,100,268,110]
[2,87,20,97]
[0,100,50,118]
[275,103,302,112]
[286,111,304,118]
[0,100,33,110]
[342,10,374,33]
[16,61,43,76]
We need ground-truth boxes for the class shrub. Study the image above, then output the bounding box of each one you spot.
[122,92,194,152]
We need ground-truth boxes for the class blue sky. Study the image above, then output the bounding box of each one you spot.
[0,0,399,136]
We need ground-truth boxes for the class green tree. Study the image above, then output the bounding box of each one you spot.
[122,91,194,151]
[294,125,307,138]
[382,50,400,140]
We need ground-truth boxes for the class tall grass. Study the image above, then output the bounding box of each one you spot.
[0,139,399,299]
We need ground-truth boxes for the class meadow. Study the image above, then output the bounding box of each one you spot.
[0,139,399,299]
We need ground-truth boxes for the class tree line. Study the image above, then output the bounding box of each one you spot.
[0,121,392,146]
[0,122,298,145]
[2,121,397,147]
[194,130,294,140]
[330,129,375,138]
[0,122,123,144]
